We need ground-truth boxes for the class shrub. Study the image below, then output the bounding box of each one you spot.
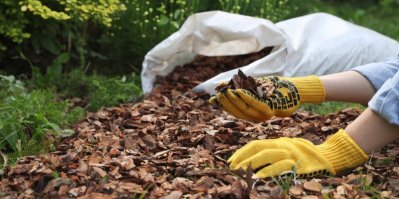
[31,68,143,111]
[97,0,295,74]
[1,0,297,75]
[0,75,84,157]
[0,0,126,74]
[87,74,142,111]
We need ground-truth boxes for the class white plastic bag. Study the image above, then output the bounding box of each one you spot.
[141,11,399,94]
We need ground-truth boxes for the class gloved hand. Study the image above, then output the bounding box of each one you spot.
[228,129,368,178]
[209,76,326,121]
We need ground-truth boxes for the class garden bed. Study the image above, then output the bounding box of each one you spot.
[1,50,399,198]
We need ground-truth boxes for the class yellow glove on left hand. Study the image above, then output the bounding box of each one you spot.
[210,76,325,121]
[228,129,368,178]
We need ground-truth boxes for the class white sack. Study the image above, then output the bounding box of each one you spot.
[141,11,399,94]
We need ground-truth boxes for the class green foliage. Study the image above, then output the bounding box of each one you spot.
[0,75,84,157]
[272,171,297,195]
[0,0,126,43]
[98,0,295,74]
[0,0,126,74]
[0,1,30,45]
[20,0,127,26]
[219,0,292,21]
[300,102,364,116]
[31,68,142,111]
[374,157,394,166]
[87,74,142,111]
[294,0,399,40]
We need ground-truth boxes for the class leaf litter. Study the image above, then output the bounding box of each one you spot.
[1,47,399,198]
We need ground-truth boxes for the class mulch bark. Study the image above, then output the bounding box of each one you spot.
[1,49,399,198]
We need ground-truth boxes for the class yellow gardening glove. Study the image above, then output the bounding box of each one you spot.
[228,129,368,178]
[209,76,326,121]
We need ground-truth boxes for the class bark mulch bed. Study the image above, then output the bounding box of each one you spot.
[1,49,399,198]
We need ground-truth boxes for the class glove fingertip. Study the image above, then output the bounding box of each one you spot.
[209,96,218,105]
[227,155,234,164]
[216,92,225,101]
[235,89,251,97]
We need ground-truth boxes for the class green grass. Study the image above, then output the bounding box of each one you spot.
[300,102,364,115]
[0,75,84,164]
[306,0,399,40]
[31,68,143,111]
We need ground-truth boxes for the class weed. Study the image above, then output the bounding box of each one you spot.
[0,75,84,161]
[31,68,143,111]
[272,169,297,195]
[87,74,142,111]
[52,171,60,179]
[300,102,365,115]
[374,157,394,167]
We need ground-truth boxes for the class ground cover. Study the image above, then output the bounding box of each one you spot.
[1,51,398,198]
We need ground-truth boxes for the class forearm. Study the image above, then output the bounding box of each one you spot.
[345,108,399,154]
[320,71,375,106]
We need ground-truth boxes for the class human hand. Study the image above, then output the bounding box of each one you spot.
[209,75,325,121]
[228,129,368,178]
[210,76,301,121]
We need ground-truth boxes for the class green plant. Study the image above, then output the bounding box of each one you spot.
[31,67,142,111]
[272,169,297,195]
[0,75,84,158]
[87,74,142,111]
[300,0,399,40]
[374,157,394,167]
[98,0,295,74]
[0,0,126,75]
[219,0,292,21]
[300,102,365,115]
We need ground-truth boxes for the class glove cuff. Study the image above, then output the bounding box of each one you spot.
[317,129,368,174]
[284,76,326,103]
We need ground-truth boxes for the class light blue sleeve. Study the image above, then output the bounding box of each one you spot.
[368,70,399,126]
[352,56,399,91]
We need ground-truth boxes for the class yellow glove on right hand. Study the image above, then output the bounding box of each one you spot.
[210,76,326,121]
[228,129,368,178]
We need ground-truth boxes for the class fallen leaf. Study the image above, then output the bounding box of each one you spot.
[43,178,75,193]
[303,181,321,192]
[289,185,303,196]
[269,185,285,199]
[69,186,87,197]
[301,195,319,199]
[388,178,399,192]
[77,192,111,199]
[161,191,183,199]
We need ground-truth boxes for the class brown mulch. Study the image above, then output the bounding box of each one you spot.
[1,49,399,198]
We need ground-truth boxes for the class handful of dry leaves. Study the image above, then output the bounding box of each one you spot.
[215,69,275,99]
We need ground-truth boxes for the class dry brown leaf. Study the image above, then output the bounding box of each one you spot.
[269,185,285,199]
[335,185,346,198]
[289,185,303,196]
[77,192,112,199]
[282,127,302,137]
[303,181,322,192]
[301,195,319,199]
[172,177,194,193]
[380,191,392,198]
[69,186,87,197]
[117,182,145,193]
[43,178,75,193]
[388,178,399,192]
[92,167,107,178]
[193,176,215,192]
[161,190,183,199]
